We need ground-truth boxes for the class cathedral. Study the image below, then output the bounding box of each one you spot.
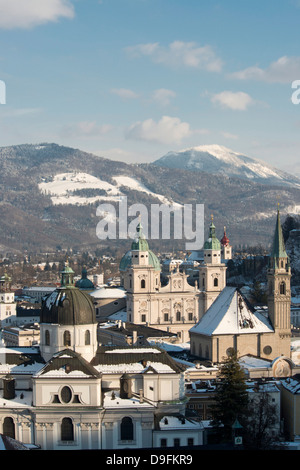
[119,218,227,342]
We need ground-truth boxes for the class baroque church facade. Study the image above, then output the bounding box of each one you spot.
[119,219,227,342]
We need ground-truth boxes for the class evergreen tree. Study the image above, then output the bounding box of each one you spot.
[211,349,248,441]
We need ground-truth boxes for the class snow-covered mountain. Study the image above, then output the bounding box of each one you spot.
[154,144,300,188]
[0,142,300,253]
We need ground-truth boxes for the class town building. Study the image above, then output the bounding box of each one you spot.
[0,274,17,328]
[2,324,40,347]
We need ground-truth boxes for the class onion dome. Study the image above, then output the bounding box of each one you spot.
[203,215,221,250]
[119,222,161,272]
[220,226,230,246]
[75,267,94,290]
[40,261,96,325]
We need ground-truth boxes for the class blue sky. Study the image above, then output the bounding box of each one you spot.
[0,0,300,173]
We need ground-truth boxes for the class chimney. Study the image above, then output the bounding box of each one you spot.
[132,330,138,346]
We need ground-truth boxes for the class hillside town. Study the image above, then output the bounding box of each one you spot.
[0,208,299,451]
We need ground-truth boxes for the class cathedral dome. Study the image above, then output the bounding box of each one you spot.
[75,267,94,290]
[41,262,96,325]
[119,250,161,272]
[119,222,161,272]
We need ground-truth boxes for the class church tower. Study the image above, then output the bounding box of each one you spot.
[124,223,161,324]
[267,206,291,357]
[199,216,227,315]
[220,226,232,260]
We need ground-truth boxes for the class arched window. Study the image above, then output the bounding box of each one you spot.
[141,279,146,289]
[45,330,50,346]
[61,418,74,441]
[85,330,90,345]
[3,417,15,439]
[214,278,218,287]
[280,282,286,295]
[63,330,71,346]
[176,311,181,321]
[120,417,134,441]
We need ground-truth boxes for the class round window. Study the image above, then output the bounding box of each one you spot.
[60,386,72,403]
[263,345,272,355]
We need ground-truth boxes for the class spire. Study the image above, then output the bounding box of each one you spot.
[271,205,287,260]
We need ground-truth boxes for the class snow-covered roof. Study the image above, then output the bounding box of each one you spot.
[190,287,274,336]
[89,287,126,299]
[158,416,204,431]
[281,377,300,394]
[103,390,153,409]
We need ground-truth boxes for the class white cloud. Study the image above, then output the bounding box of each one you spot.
[230,56,300,83]
[61,121,113,138]
[125,115,192,145]
[110,88,139,99]
[125,41,223,72]
[151,88,176,106]
[211,91,254,110]
[0,0,75,29]
[0,107,42,117]
[221,131,238,140]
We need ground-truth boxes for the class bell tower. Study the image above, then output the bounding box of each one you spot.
[267,206,291,357]
[199,216,227,316]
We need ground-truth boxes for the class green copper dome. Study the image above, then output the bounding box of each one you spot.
[75,267,94,290]
[203,217,221,250]
[119,222,161,272]
[41,262,96,325]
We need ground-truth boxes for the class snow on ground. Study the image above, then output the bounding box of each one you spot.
[39,172,122,205]
[112,175,182,207]
[39,172,181,207]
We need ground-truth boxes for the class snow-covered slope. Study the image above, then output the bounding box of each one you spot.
[38,172,180,206]
[154,144,300,188]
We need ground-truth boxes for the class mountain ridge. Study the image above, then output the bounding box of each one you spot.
[153,144,300,188]
[0,142,299,254]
